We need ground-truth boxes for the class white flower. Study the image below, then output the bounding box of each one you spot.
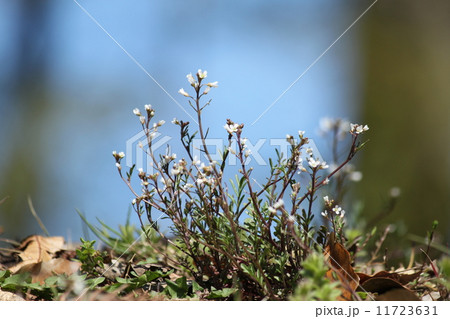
[186,73,197,87]
[349,171,363,182]
[323,177,330,185]
[350,123,369,135]
[172,118,180,125]
[323,196,329,203]
[118,152,125,158]
[245,149,252,157]
[144,104,152,111]
[161,155,171,165]
[273,199,284,209]
[158,120,165,126]
[139,116,145,124]
[203,86,210,94]
[296,162,306,173]
[182,184,194,192]
[115,163,122,169]
[321,211,328,218]
[296,157,306,173]
[307,157,320,168]
[332,205,344,216]
[133,108,141,116]
[307,157,328,170]
[206,81,218,88]
[192,156,201,166]
[178,88,190,97]
[287,215,295,224]
[390,187,401,198]
[268,206,276,214]
[138,168,144,173]
[131,198,136,205]
[197,69,207,79]
[319,117,334,133]
[171,168,180,176]
[224,123,240,134]
[112,150,117,156]
[298,130,305,138]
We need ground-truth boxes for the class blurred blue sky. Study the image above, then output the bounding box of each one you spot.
[0,1,368,240]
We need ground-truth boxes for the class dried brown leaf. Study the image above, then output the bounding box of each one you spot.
[324,236,359,300]
[360,277,420,301]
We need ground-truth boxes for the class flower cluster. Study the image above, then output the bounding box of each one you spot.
[320,196,345,219]
[307,156,329,170]
[224,119,243,135]
[304,146,328,171]
[350,123,369,135]
[268,199,285,214]
[112,151,125,170]
[190,158,217,187]
[171,159,187,176]
[179,69,218,98]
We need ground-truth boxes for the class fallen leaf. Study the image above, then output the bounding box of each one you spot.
[8,235,80,283]
[357,270,421,286]
[360,277,420,301]
[324,234,359,300]
[9,235,65,273]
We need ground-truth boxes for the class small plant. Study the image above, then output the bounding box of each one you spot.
[113,70,370,300]
[75,238,107,278]
[289,252,341,301]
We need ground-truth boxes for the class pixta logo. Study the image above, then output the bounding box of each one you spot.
[126,133,325,174]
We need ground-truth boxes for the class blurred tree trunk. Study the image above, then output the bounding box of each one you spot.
[0,0,53,237]
[358,1,450,243]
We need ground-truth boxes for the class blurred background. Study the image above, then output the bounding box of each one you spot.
[0,1,448,256]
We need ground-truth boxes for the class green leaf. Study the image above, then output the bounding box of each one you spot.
[86,277,105,289]
[137,257,158,265]
[357,291,369,300]
[240,264,255,276]
[145,270,168,282]
[164,277,188,298]
[0,270,11,282]
[1,273,31,290]
[191,280,203,293]
[207,287,238,299]
[44,276,61,287]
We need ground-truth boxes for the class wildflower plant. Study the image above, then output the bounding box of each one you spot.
[112,70,370,300]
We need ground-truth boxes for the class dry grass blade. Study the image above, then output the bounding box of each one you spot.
[27,196,50,237]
